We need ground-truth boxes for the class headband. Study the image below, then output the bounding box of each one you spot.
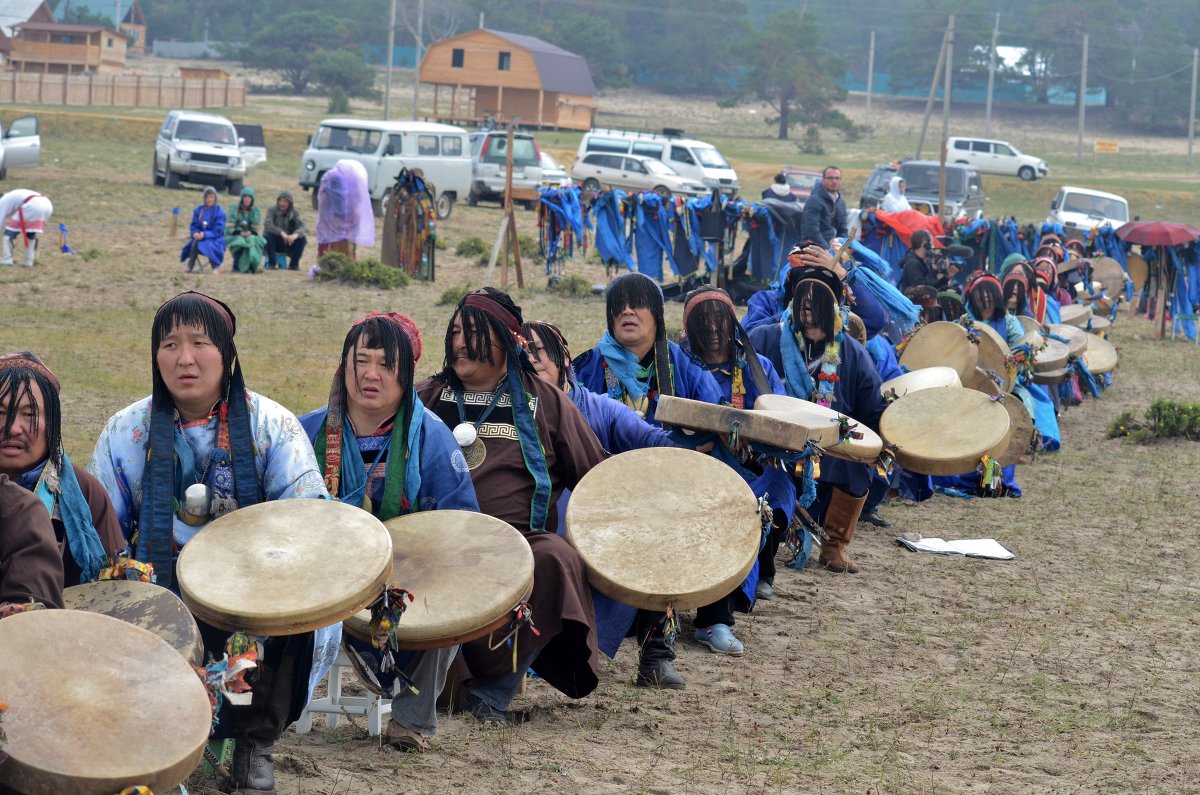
[462,291,521,338]
[156,291,236,336]
[965,273,1002,295]
[0,352,59,393]
[353,311,422,363]
[682,289,736,330]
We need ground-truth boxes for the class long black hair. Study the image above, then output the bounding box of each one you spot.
[437,287,535,388]
[605,272,665,341]
[791,279,838,341]
[150,293,236,408]
[0,353,61,471]
[683,296,734,364]
[339,316,415,410]
[966,276,1005,322]
[521,321,571,390]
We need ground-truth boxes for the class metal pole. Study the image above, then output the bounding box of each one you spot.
[915,29,948,160]
[411,0,424,120]
[939,15,954,226]
[1188,47,1198,165]
[865,30,875,138]
[1075,33,1088,165]
[985,14,998,137]
[383,0,396,119]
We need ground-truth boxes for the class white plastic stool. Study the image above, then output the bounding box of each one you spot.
[295,647,391,737]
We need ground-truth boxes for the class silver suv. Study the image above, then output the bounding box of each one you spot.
[571,152,707,200]
[153,110,249,195]
[467,130,542,208]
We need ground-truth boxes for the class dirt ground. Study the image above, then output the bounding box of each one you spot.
[2,79,1200,795]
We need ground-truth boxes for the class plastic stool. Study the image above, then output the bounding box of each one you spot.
[295,647,391,737]
[273,253,288,269]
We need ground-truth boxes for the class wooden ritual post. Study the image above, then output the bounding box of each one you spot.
[485,121,524,289]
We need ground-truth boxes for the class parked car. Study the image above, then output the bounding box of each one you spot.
[576,128,739,193]
[1047,186,1129,239]
[299,119,470,219]
[153,110,251,194]
[781,167,822,201]
[0,115,40,179]
[539,151,571,187]
[897,160,985,219]
[571,152,708,200]
[948,136,1048,181]
[858,162,899,209]
[235,123,267,171]
[467,130,543,208]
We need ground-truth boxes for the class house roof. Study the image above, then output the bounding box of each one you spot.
[483,29,596,96]
[0,0,50,38]
[67,0,138,24]
[14,20,128,37]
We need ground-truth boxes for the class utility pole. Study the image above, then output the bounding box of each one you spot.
[915,28,948,159]
[985,14,999,138]
[938,15,954,225]
[383,0,397,119]
[866,30,875,138]
[1189,47,1198,165]
[1075,34,1088,165]
[411,0,425,120]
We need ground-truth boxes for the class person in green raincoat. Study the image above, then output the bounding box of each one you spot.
[226,187,266,274]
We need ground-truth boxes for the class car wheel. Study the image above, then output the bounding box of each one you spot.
[582,178,601,198]
[653,185,672,201]
[1018,166,1035,181]
[227,178,244,196]
[467,186,480,207]
[378,190,391,219]
[311,183,321,211]
[435,192,454,220]
[954,160,969,166]
[152,153,164,186]
[522,200,537,211]
[164,160,180,189]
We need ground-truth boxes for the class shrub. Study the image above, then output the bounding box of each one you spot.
[1107,399,1200,442]
[327,87,350,114]
[548,273,593,298]
[437,283,473,306]
[455,237,487,257]
[314,253,408,289]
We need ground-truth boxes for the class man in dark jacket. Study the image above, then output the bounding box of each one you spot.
[800,166,848,248]
[263,191,308,271]
[897,230,955,293]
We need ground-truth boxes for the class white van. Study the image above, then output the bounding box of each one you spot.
[575,128,739,193]
[299,119,471,219]
[1047,186,1129,238]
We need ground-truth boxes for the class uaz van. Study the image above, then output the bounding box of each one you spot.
[299,119,471,219]
[575,128,739,193]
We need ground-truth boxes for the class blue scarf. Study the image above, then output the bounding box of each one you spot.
[598,330,653,402]
[503,363,552,532]
[21,451,108,583]
[777,309,816,400]
[332,396,425,515]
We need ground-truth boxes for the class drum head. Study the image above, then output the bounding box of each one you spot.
[1017,315,1042,336]
[1046,323,1087,356]
[972,321,1015,392]
[655,394,811,453]
[899,321,979,383]
[964,366,1003,397]
[1126,253,1149,291]
[879,387,1011,476]
[1059,303,1091,328]
[752,393,881,461]
[1034,339,1070,372]
[63,580,204,666]
[343,511,534,650]
[0,610,210,795]
[1088,314,1112,333]
[1016,330,1045,351]
[177,500,393,635]
[847,312,867,345]
[565,448,759,611]
[1032,366,1070,385]
[996,396,1035,468]
[1083,333,1118,374]
[1092,257,1126,295]
[1057,257,1084,275]
[880,366,961,400]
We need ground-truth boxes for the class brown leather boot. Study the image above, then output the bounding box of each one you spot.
[819,488,866,574]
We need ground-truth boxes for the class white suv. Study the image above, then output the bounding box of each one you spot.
[153,110,249,195]
[948,136,1048,181]
[1047,186,1129,238]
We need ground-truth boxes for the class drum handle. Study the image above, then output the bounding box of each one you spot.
[488,602,540,673]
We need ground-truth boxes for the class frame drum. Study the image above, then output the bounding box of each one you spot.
[1034,339,1070,372]
[996,396,1035,468]
[176,499,393,635]
[1059,303,1091,328]
[63,580,204,666]
[343,511,534,649]
[880,366,961,399]
[565,448,759,612]
[972,321,1015,392]
[1046,323,1087,356]
[0,610,210,795]
[899,321,979,383]
[654,394,812,452]
[1125,253,1149,291]
[752,393,882,461]
[1082,333,1119,374]
[1092,256,1127,296]
[879,387,1011,476]
[1017,315,1042,336]
[1032,367,1070,385]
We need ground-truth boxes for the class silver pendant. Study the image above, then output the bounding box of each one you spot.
[453,422,478,447]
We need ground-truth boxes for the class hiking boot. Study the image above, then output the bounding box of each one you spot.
[635,658,685,689]
[819,488,865,574]
[226,738,275,794]
[695,624,744,656]
[860,508,892,528]
[460,691,527,726]
[385,720,430,753]
[755,578,775,600]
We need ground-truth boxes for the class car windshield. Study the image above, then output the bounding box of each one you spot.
[899,164,967,195]
[644,159,678,176]
[540,152,561,170]
[1063,193,1128,221]
[693,146,729,168]
[175,120,235,145]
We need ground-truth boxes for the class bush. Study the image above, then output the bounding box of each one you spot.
[310,48,380,100]
[455,237,487,257]
[314,253,408,289]
[518,233,543,261]
[1107,399,1200,442]
[548,273,593,298]
[437,283,473,306]
[327,87,350,114]
[798,125,825,155]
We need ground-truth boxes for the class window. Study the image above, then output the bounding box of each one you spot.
[586,137,630,154]
[417,135,439,156]
[107,37,114,47]
[384,134,403,156]
[451,48,464,68]
[994,143,1015,157]
[954,140,970,150]
[441,136,462,156]
[498,51,511,71]
[670,145,695,165]
[584,154,618,169]
[625,158,647,174]
[971,140,990,153]
[631,142,664,159]
[313,126,381,154]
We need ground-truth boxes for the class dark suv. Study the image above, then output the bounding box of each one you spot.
[858,163,898,209]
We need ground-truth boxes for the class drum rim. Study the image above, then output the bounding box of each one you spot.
[62,579,205,667]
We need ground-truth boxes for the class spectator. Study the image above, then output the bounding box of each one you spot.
[179,187,225,274]
[0,189,53,268]
[263,191,307,271]
[316,160,373,262]
[881,176,911,212]
[800,166,847,248]
[761,172,797,202]
[226,187,266,274]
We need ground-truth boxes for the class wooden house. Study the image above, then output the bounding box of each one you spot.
[8,21,127,73]
[65,0,146,54]
[420,28,596,131]
[179,66,229,80]
[0,0,54,62]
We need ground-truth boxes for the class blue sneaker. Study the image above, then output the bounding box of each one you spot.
[695,624,744,656]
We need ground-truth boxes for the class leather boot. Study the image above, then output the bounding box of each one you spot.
[227,738,276,794]
[634,610,684,689]
[819,488,866,574]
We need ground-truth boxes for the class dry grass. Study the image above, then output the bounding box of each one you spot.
[3,83,1200,794]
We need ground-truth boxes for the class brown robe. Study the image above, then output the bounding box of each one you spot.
[416,371,605,698]
[0,473,64,609]
[53,464,126,586]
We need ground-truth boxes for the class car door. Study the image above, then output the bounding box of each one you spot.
[623,157,651,192]
[2,116,40,171]
[234,123,267,171]
[991,142,1019,176]
[970,140,993,173]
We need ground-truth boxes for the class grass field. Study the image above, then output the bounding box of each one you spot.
[2,78,1200,794]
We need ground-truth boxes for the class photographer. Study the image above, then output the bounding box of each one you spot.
[897,230,956,292]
